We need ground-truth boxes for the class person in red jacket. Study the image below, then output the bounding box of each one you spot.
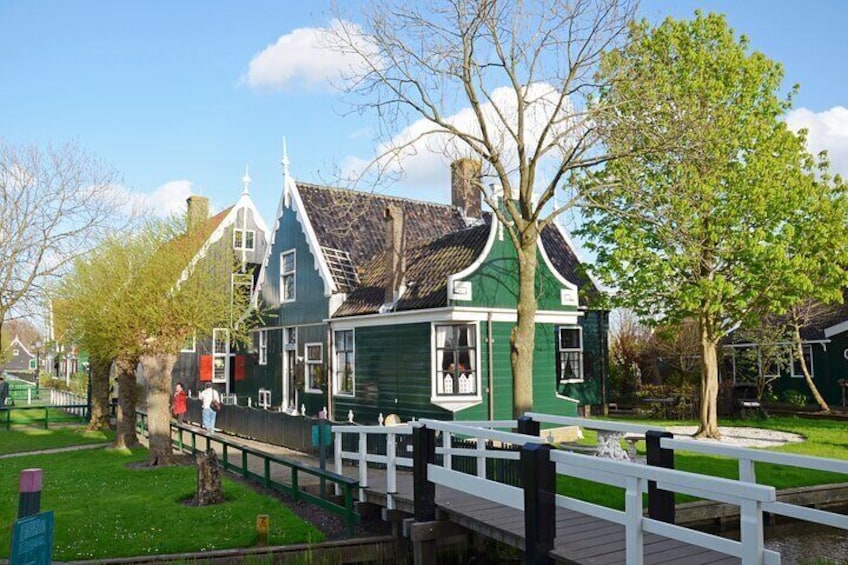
[172,382,187,424]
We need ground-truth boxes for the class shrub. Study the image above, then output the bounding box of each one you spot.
[782,389,808,408]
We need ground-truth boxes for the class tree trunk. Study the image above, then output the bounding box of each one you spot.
[695,315,721,439]
[195,448,223,506]
[86,355,112,431]
[510,227,539,418]
[114,355,139,450]
[140,352,177,466]
[794,327,830,413]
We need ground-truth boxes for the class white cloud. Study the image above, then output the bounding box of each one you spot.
[115,180,194,218]
[244,19,377,91]
[342,82,581,201]
[785,106,848,178]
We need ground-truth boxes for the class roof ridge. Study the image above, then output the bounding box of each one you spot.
[295,180,458,211]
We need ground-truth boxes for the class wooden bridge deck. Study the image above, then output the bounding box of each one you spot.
[361,472,741,565]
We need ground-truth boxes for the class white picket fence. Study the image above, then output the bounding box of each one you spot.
[49,389,88,417]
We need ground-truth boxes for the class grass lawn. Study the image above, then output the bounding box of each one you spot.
[0,447,324,561]
[0,426,113,455]
[558,415,848,510]
[1,406,88,430]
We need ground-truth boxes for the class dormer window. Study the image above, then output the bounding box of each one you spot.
[233,229,255,251]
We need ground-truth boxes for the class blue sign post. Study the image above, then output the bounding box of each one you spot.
[10,510,54,565]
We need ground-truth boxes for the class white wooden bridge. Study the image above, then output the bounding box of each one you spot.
[332,413,848,565]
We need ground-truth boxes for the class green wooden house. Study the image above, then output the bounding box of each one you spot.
[245,156,608,423]
[168,173,270,397]
[722,305,848,409]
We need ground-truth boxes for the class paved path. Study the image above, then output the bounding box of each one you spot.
[0,443,108,459]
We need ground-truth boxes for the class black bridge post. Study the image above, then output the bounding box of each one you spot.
[413,424,436,522]
[517,415,539,437]
[521,442,555,565]
[646,430,675,523]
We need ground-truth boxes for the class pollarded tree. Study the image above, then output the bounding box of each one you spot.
[580,12,848,437]
[58,218,252,463]
[329,0,655,416]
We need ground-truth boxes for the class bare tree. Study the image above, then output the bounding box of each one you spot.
[0,140,125,352]
[329,0,641,416]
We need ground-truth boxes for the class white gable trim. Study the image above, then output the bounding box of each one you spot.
[6,336,34,358]
[288,181,336,296]
[446,217,498,301]
[538,227,578,307]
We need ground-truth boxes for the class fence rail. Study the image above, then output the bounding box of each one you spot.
[663,436,848,532]
[1,404,89,430]
[185,398,334,453]
[136,412,361,535]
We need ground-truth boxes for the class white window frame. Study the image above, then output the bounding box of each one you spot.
[431,323,481,412]
[212,328,230,383]
[281,249,296,303]
[181,333,197,353]
[791,344,814,379]
[258,330,268,365]
[557,326,584,385]
[233,228,255,251]
[13,348,19,356]
[333,329,355,397]
[305,342,323,393]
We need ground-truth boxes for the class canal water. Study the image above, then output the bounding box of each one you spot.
[764,521,848,565]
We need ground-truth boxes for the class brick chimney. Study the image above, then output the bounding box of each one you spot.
[185,195,209,233]
[384,204,406,304]
[451,158,482,220]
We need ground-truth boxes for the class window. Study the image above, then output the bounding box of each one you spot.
[791,345,814,378]
[305,343,323,391]
[435,324,477,396]
[233,229,255,251]
[557,327,583,385]
[334,330,354,396]
[13,348,19,356]
[212,328,229,383]
[284,327,297,349]
[29,359,36,370]
[258,330,267,365]
[181,334,196,353]
[281,250,296,302]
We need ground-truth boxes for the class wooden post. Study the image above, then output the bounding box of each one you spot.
[413,425,436,522]
[517,415,539,437]
[646,430,675,523]
[521,443,555,565]
[18,469,43,518]
[256,514,269,546]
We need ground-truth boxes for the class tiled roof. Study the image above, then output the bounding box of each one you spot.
[540,224,599,305]
[295,182,594,314]
[297,183,469,269]
[334,220,492,317]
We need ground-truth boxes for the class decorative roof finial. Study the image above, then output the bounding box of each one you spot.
[241,165,251,195]
[281,137,290,177]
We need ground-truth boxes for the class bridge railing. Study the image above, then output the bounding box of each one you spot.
[546,446,779,565]
[332,419,519,508]
[662,437,848,531]
[417,419,780,565]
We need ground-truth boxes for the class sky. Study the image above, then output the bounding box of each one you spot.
[2,1,847,232]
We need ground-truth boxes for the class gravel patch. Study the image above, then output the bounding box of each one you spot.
[664,426,805,448]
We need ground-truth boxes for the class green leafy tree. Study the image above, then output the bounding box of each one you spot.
[580,13,848,437]
[58,218,252,463]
